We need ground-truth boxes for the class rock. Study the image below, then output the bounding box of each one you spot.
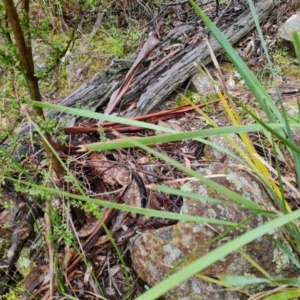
[130,163,299,299]
[190,72,217,96]
[32,43,52,72]
[203,134,249,164]
[277,13,300,56]
[283,98,299,117]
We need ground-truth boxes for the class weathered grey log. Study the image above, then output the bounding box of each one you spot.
[47,0,275,118]
[47,23,198,121]
[4,24,197,160]
[4,0,274,160]
[126,0,275,115]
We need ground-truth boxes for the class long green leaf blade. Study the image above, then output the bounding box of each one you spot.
[188,0,282,124]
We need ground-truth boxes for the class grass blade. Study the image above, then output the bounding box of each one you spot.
[188,0,282,124]
[292,31,300,65]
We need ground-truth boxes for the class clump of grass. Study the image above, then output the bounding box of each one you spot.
[2,0,300,299]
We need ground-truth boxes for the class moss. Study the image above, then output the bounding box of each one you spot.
[0,238,10,252]
[281,65,300,79]
[273,48,300,79]
[86,56,110,78]
[273,52,290,67]
[221,62,236,72]
[0,284,26,300]
[15,248,35,278]
[93,21,141,59]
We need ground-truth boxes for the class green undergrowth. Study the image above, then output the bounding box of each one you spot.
[273,47,300,79]
[1,0,300,299]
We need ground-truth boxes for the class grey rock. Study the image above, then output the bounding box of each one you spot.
[278,13,300,42]
[130,163,299,299]
[203,134,249,164]
[277,13,300,56]
[283,98,299,117]
[190,72,217,96]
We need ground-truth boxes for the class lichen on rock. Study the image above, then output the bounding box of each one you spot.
[130,163,300,299]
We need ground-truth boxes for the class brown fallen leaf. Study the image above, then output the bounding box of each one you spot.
[22,265,49,294]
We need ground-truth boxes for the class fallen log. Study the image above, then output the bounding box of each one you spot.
[5,0,275,160]
[52,0,275,118]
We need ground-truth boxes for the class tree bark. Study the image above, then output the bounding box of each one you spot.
[3,0,65,179]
